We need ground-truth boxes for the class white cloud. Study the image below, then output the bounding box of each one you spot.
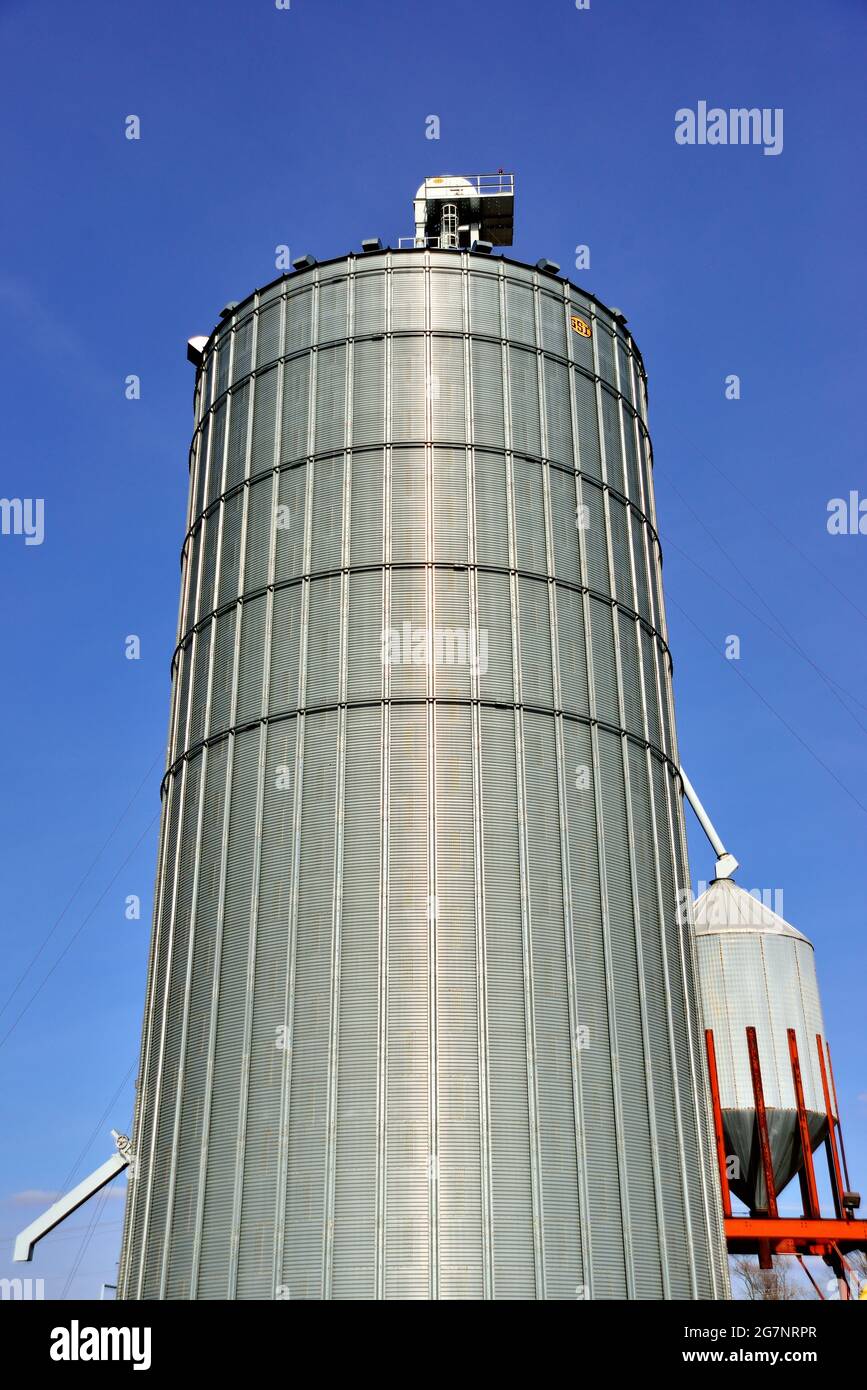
[5,1189,61,1207]
[4,1182,127,1207]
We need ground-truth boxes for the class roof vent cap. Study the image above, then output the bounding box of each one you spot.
[187,335,208,366]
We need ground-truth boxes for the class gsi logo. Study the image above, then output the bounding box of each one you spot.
[570,315,592,338]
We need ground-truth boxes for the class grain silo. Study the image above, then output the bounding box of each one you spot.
[115,174,729,1299]
[694,878,828,1212]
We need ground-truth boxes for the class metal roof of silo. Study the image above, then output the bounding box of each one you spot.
[693,878,810,943]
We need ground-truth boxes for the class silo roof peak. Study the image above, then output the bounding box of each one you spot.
[693,877,810,942]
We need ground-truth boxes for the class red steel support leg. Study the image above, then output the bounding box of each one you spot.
[796,1167,812,1219]
[825,1041,853,1194]
[816,1035,846,1220]
[788,1028,821,1220]
[746,1026,778,1219]
[830,1244,851,1301]
[705,1029,732,1218]
[796,1255,825,1300]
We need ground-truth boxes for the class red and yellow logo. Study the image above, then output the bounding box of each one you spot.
[570,315,592,338]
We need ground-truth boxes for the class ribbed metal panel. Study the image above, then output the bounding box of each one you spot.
[121,250,727,1300]
[386,705,430,1298]
[694,879,827,1219]
[332,706,381,1298]
[697,927,826,1117]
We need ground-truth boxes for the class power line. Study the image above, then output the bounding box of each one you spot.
[59,1092,136,1301]
[661,529,867,738]
[60,1184,112,1300]
[0,811,160,1054]
[668,595,867,820]
[660,471,867,731]
[0,752,162,1021]
[661,425,867,627]
[60,1060,138,1193]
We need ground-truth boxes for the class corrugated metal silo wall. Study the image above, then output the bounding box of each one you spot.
[118,250,728,1299]
[696,932,827,1113]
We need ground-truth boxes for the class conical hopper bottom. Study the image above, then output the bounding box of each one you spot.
[723,1109,827,1211]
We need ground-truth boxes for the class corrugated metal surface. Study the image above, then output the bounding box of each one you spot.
[121,250,726,1300]
[694,878,827,1210]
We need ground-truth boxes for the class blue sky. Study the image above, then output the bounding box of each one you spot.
[0,0,864,1298]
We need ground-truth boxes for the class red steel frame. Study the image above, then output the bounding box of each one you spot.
[816,1034,846,1218]
[704,1026,867,1295]
[704,1028,732,1219]
[747,1025,779,1219]
[825,1041,852,1192]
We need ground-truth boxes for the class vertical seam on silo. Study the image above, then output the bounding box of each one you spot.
[553,711,590,1294]
[324,706,346,1297]
[159,745,208,1299]
[377,689,389,1302]
[259,292,282,1296]
[424,263,438,1299]
[646,441,667,646]
[565,377,597,1292]
[189,712,234,1292]
[227,726,265,1296]
[621,734,670,1297]
[268,290,293,1296]
[611,329,668,1296]
[429,689,438,1301]
[283,278,316,1295]
[465,272,493,1298]
[295,288,317,1130]
[589,714,634,1296]
[582,491,633,1296]
[645,748,698,1297]
[470,697,493,1299]
[591,312,635,1293]
[513,706,545,1299]
[540,268,589,1293]
[376,286,393,1300]
[625,354,642,519]
[226,338,266,1293]
[324,297,354,1297]
[591,311,607,492]
[274,701,303,1296]
[680,791,728,1298]
[278,374,314,1289]
[167,431,199,766]
[503,292,545,1290]
[193,366,243,1294]
[666,771,725,1297]
[504,278,543,1295]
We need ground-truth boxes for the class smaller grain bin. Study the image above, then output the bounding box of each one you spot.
[694,878,828,1212]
